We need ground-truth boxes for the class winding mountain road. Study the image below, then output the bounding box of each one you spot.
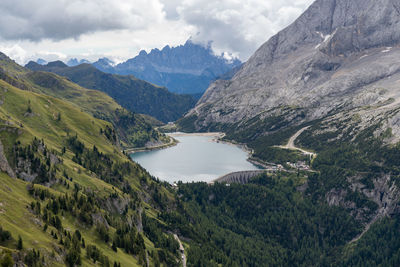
[278,126,316,157]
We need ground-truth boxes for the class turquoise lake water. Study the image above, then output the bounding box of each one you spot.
[130,134,260,183]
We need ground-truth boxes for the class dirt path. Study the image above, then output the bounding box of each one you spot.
[278,126,317,157]
[173,234,186,267]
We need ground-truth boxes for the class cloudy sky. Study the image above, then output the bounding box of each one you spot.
[0,0,314,64]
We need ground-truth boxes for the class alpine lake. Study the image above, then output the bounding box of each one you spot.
[130,133,260,183]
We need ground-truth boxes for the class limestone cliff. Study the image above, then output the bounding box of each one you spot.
[187,0,400,133]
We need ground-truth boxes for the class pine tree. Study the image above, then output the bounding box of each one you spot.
[17,235,23,250]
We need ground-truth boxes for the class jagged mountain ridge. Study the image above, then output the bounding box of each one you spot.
[94,40,241,95]
[186,0,400,133]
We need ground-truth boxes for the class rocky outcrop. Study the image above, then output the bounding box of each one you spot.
[187,0,400,131]
[358,175,400,217]
[326,174,400,230]
[103,196,130,215]
[0,139,15,178]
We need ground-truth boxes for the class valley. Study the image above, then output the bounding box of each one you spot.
[25,61,196,123]
[1,0,400,266]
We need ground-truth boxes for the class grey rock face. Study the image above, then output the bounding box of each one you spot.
[189,0,400,131]
[327,173,400,222]
[0,139,15,178]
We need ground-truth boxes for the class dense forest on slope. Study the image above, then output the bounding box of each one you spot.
[167,174,361,266]
[175,103,400,266]
[26,61,197,123]
[160,174,400,266]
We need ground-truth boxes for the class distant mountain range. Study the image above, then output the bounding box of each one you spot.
[35,58,91,67]
[33,41,241,96]
[92,40,242,95]
[25,61,196,123]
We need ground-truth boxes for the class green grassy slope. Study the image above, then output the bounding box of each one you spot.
[0,72,181,266]
[0,53,167,149]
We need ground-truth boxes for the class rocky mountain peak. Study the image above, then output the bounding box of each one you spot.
[36,58,47,65]
[188,0,400,132]
[248,0,400,68]
[91,57,115,73]
[138,50,147,56]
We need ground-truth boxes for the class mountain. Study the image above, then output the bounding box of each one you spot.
[0,52,185,266]
[5,1,400,266]
[1,54,167,149]
[183,0,400,133]
[1,41,399,266]
[94,40,241,95]
[174,1,400,264]
[92,57,115,73]
[36,58,47,65]
[67,58,91,66]
[25,61,197,123]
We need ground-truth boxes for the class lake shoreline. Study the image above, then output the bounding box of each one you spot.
[126,132,226,154]
[124,136,178,154]
[213,138,274,170]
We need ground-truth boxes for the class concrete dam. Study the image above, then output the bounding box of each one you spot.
[213,170,267,184]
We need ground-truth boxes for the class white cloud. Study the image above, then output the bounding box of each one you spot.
[0,0,165,41]
[174,0,314,59]
[0,0,314,63]
[0,44,28,63]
